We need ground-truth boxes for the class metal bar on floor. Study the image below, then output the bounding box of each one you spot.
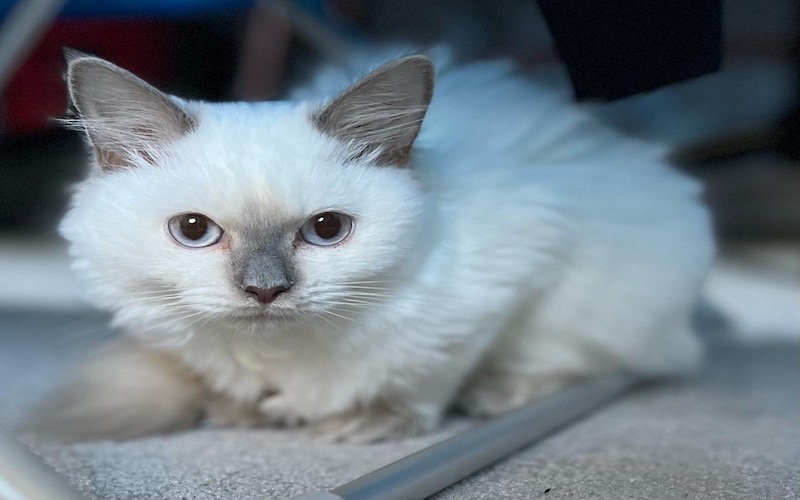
[291,374,639,500]
[0,427,86,500]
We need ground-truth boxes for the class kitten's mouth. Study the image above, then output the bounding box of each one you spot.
[227,307,301,323]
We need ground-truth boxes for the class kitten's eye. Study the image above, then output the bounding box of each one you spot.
[168,213,223,248]
[300,212,353,246]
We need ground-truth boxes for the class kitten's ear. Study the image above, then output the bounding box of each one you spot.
[315,55,434,167]
[64,50,196,172]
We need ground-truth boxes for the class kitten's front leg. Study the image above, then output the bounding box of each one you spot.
[255,327,486,442]
[456,369,577,417]
[256,375,448,442]
[257,392,431,440]
[455,329,585,417]
[257,392,305,427]
[311,402,439,444]
[203,392,268,428]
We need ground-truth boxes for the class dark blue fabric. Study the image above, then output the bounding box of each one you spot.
[536,0,723,101]
[0,0,252,19]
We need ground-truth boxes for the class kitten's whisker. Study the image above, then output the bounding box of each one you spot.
[337,292,387,300]
[126,288,182,296]
[332,288,387,292]
[336,279,396,284]
[128,294,187,304]
[175,312,213,330]
[343,288,394,293]
[323,308,362,324]
[128,295,185,303]
[333,304,374,312]
[340,288,392,296]
[336,298,381,306]
[334,299,384,308]
[127,295,183,302]
[313,312,347,336]
[163,307,209,323]
[344,292,391,299]
[338,280,395,285]
[125,288,184,296]
[340,286,394,290]
[134,300,197,312]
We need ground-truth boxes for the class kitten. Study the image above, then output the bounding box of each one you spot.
[32,48,713,442]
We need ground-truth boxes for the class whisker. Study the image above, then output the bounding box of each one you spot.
[129,295,187,304]
[345,285,394,289]
[321,309,356,322]
[126,288,182,295]
[313,311,347,335]
[175,312,213,330]
[335,298,381,306]
[335,280,396,285]
[344,292,392,299]
[334,299,384,309]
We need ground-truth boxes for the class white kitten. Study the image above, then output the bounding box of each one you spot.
[35,48,713,442]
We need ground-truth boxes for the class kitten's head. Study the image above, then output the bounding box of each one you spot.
[59,51,433,334]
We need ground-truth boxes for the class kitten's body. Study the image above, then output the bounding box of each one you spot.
[42,49,712,441]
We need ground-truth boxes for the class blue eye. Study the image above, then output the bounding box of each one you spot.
[168,213,223,248]
[300,212,353,246]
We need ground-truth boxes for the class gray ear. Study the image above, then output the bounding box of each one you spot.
[64,50,196,171]
[315,55,434,167]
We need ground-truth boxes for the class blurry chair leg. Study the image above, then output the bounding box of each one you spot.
[231,1,292,101]
[0,0,66,90]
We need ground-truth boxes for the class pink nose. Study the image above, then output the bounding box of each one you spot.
[244,285,288,304]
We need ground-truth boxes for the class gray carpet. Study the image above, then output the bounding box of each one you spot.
[1,312,798,500]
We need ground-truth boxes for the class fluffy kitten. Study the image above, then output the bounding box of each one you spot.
[35,48,713,442]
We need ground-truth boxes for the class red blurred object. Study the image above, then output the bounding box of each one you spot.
[2,19,173,135]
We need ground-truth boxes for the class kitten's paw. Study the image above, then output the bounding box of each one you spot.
[457,371,576,418]
[312,405,429,444]
[257,393,305,427]
[203,394,265,428]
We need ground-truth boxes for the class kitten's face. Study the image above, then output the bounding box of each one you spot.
[59,54,433,332]
[61,103,425,327]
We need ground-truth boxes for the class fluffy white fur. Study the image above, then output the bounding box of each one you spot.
[47,48,713,442]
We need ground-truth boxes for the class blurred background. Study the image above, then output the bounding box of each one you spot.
[0,0,798,426]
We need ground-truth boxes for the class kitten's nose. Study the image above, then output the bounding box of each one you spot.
[244,285,289,305]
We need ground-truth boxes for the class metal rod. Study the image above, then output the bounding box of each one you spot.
[291,374,639,500]
[0,0,67,89]
[0,427,87,500]
[267,0,350,64]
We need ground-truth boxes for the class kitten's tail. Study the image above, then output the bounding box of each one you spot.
[21,340,206,442]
